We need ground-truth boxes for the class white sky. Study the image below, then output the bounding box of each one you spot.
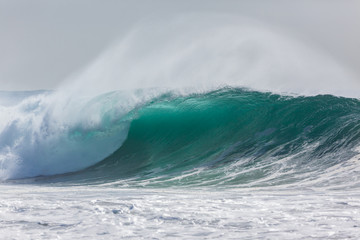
[0,0,359,91]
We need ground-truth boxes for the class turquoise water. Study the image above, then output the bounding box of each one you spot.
[3,88,359,189]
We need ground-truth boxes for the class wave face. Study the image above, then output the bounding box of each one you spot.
[0,88,360,187]
[3,88,359,188]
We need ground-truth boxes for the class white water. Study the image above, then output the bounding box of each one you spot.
[1,184,360,239]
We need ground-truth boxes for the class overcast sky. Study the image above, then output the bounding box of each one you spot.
[1,0,359,91]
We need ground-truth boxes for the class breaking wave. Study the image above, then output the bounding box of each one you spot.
[1,88,360,189]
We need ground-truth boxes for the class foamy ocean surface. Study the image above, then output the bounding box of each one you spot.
[1,185,360,239]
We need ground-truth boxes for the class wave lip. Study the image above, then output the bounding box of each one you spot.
[0,90,137,180]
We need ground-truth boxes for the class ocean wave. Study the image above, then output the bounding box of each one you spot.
[1,88,360,188]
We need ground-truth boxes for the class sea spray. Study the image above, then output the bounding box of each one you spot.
[60,14,359,98]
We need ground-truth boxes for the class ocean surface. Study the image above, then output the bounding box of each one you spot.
[1,87,360,239]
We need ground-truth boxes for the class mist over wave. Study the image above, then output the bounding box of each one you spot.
[1,14,360,186]
[61,14,360,98]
